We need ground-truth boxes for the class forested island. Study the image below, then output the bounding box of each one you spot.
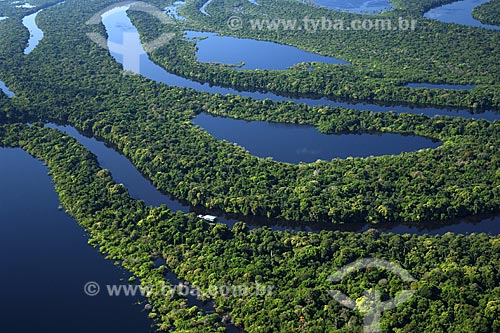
[473,0,500,25]
[139,0,500,109]
[0,0,499,332]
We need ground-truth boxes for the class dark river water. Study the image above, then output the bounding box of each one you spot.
[45,123,500,236]
[4,2,499,332]
[184,30,349,70]
[30,5,496,236]
[192,112,442,163]
[0,148,152,333]
[102,6,500,120]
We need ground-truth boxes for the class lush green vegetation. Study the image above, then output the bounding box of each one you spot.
[391,0,457,14]
[131,0,500,109]
[0,123,229,332]
[473,0,500,26]
[1,123,500,332]
[82,104,500,225]
[0,0,61,18]
[0,0,498,225]
[0,0,499,331]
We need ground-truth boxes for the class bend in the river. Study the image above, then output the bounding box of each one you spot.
[199,0,214,16]
[12,5,500,235]
[164,1,186,21]
[0,144,241,332]
[22,9,44,54]
[406,83,476,90]
[424,0,500,30]
[22,1,65,54]
[99,7,500,120]
[46,124,500,236]
[0,80,14,97]
[192,112,442,163]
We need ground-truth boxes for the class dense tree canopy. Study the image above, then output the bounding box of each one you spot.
[0,0,499,225]
[135,0,500,109]
[0,0,499,331]
[473,0,500,25]
[1,123,500,332]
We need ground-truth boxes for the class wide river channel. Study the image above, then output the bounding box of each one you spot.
[1,1,499,332]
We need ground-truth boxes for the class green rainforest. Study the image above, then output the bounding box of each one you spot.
[0,0,499,332]
[473,0,500,25]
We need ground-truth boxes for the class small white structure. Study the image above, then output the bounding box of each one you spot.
[197,214,217,222]
[16,3,36,9]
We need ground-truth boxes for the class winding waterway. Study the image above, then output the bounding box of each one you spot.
[20,3,500,119]
[0,79,14,97]
[0,136,242,332]
[22,9,44,54]
[424,0,500,30]
[199,0,214,16]
[45,123,500,235]
[108,7,500,120]
[21,1,66,54]
[6,2,499,332]
[10,3,498,236]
